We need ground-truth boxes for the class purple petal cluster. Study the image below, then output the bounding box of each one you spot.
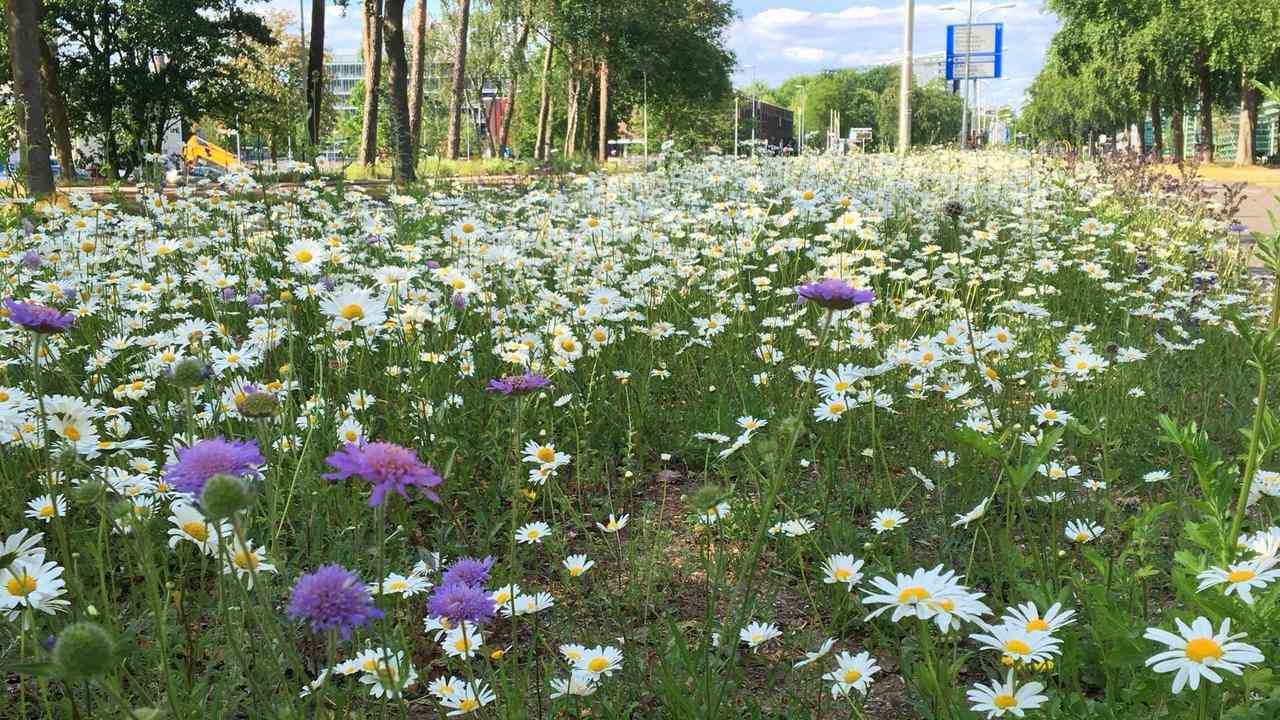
[795,279,875,310]
[427,582,495,624]
[165,437,265,495]
[441,556,494,588]
[287,564,383,640]
[486,372,551,396]
[323,441,442,507]
[4,299,75,333]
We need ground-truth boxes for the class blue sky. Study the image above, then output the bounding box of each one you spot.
[261,0,1058,107]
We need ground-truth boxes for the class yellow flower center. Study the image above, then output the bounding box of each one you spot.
[63,426,81,442]
[182,521,208,541]
[461,223,476,234]
[569,566,584,577]
[587,657,609,673]
[1025,618,1050,632]
[340,304,365,320]
[536,447,555,463]
[834,568,853,581]
[1227,569,1256,583]
[560,339,576,352]
[802,191,815,201]
[5,573,37,597]
[898,586,930,604]
[1003,639,1031,655]
[994,694,1017,709]
[294,250,313,263]
[459,699,478,711]
[1185,637,1223,664]
[233,549,258,570]
[38,504,55,518]
[454,638,470,652]
[843,669,862,683]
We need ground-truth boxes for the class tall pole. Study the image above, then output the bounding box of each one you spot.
[898,0,915,155]
[643,70,648,169]
[734,94,739,157]
[960,0,975,148]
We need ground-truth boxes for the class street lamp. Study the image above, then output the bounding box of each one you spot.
[898,0,915,156]
[940,3,1013,148]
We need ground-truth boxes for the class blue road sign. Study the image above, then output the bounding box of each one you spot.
[945,23,1003,80]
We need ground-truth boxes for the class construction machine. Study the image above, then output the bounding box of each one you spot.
[182,135,240,172]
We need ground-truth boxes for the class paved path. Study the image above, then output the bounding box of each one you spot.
[1230,184,1280,236]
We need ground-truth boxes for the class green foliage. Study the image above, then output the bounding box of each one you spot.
[876,79,964,149]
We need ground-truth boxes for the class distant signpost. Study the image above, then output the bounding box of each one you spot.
[946,23,1003,80]
[848,128,873,153]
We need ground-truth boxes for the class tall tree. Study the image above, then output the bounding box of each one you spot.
[359,0,383,165]
[444,0,471,159]
[38,35,75,179]
[305,0,326,148]
[596,58,608,162]
[6,0,54,193]
[383,0,415,180]
[407,0,427,151]
[497,14,531,152]
[533,42,553,159]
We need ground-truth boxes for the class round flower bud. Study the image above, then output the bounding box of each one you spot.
[236,391,279,419]
[200,473,252,519]
[54,622,116,679]
[169,357,209,389]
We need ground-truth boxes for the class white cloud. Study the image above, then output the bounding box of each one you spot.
[782,46,834,63]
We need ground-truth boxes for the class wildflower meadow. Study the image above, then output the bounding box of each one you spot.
[3,150,1280,719]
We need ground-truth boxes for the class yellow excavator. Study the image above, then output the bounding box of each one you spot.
[182,135,240,172]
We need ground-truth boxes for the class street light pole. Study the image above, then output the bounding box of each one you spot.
[960,0,975,148]
[898,0,915,155]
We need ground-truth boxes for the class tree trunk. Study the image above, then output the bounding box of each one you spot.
[383,0,416,181]
[1149,93,1163,159]
[407,0,428,152]
[306,0,326,148]
[497,21,530,153]
[38,36,76,179]
[6,0,54,194]
[564,68,580,158]
[1236,71,1257,167]
[444,0,471,160]
[1171,100,1185,164]
[1196,50,1213,163]
[597,59,608,163]
[359,0,384,166]
[533,42,553,160]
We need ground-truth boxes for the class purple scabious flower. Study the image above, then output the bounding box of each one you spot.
[246,292,264,308]
[441,557,494,587]
[165,437,266,495]
[486,372,552,396]
[795,279,875,310]
[287,564,383,640]
[3,299,76,334]
[427,582,496,624]
[20,251,43,269]
[323,441,442,507]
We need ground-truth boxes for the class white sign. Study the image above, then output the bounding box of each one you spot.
[952,59,997,79]
[951,25,998,54]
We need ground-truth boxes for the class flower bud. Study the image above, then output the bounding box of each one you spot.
[236,391,279,419]
[200,473,252,519]
[169,357,209,389]
[54,622,116,679]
